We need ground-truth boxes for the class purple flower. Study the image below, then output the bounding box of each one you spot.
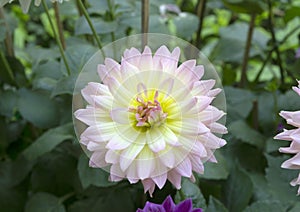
[137,195,202,212]
[295,48,300,59]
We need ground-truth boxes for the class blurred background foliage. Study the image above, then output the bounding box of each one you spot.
[0,0,300,211]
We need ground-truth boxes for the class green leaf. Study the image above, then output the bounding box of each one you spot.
[77,154,116,189]
[224,86,255,122]
[222,0,267,14]
[206,196,228,212]
[22,123,74,160]
[228,120,265,149]
[61,44,97,75]
[279,89,300,111]
[289,202,300,212]
[173,13,199,40]
[75,17,118,35]
[18,88,59,128]
[243,200,285,212]
[200,151,229,180]
[32,60,62,80]
[0,90,18,118]
[51,75,77,97]
[175,178,207,210]
[25,192,65,212]
[265,137,289,154]
[223,166,253,212]
[284,7,300,23]
[265,154,299,203]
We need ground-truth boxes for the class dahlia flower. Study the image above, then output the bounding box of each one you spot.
[274,80,300,194]
[74,45,227,196]
[137,195,202,212]
[0,0,66,13]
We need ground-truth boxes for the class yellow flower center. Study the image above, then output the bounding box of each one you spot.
[129,90,168,128]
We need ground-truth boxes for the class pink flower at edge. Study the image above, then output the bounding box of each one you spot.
[274,81,300,195]
[74,45,227,196]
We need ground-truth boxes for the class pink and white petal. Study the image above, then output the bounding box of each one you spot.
[97,64,110,84]
[175,60,197,84]
[89,150,108,168]
[105,149,120,164]
[153,45,171,70]
[208,122,228,134]
[274,129,295,141]
[74,106,111,126]
[104,58,121,81]
[142,179,156,197]
[192,80,215,96]
[110,164,125,181]
[280,111,300,128]
[119,142,145,171]
[123,47,142,67]
[167,170,182,189]
[110,108,132,125]
[199,106,226,124]
[146,128,166,153]
[93,95,113,111]
[189,154,204,174]
[160,125,180,146]
[106,133,131,150]
[152,173,167,189]
[81,124,115,143]
[198,132,227,149]
[136,150,156,180]
[87,141,106,151]
[139,46,153,71]
[159,147,176,168]
[195,96,214,112]
[208,88,222,97]
[81,82,111,105]
[121,59,140,79]
[174,157,192,177]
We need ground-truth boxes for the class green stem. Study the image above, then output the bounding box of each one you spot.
[267,0,284,85]
[0,50,15,83]
[41,0,71,75]
[53,2,66,50]
[141,0,149,48]
[58,192,75,204]
[195,0,207,48]
[239,13,256,88]
[76,0,103,50]
[178,188,186,200]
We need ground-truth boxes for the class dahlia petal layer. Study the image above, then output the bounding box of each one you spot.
[74,45,227,196]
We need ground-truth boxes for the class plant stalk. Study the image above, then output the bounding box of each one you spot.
[195,0,206,48]
[0,8,14,57]
[141,0,149,48]
[53,2,66,50]
[41,0,71,75]
[76,0,103,50]
[239,13,256,88]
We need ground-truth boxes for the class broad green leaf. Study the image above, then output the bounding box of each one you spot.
[77,154,116,189]
[248,172,272,201]
[206,196,228,212]
[18,88,59,128]
[284,6,300,23]
[61,44,97,75]
[175,178,207,210]
[32,60,62,80]
[69,187,136,212]
[228,120,265,149]
[224,86,255,122]
[75,17,118,35]
[25,192,65,212]
[51,75,77,97]
[222,0,267,14]
[173,13,199,40]
[22,123,74,160]
[265,137,289,154]
[32,77,57,91]
[223,166,253,212]
[30,143,80,196]
[243,200,285,212]
[265,154,299,203]
[289,202,300,212]
[278,89,300,111]
[200,151,229,180]
[0,90,18,118]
